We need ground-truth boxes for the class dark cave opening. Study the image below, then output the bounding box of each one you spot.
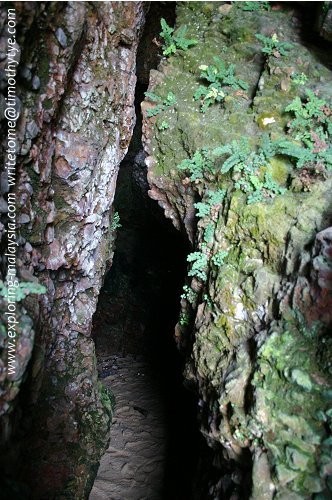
[91,4,206,498]
[91,80,203,498]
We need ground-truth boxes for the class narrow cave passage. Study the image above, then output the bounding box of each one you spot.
[90,82,202,499]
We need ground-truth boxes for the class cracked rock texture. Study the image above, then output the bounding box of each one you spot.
[0,2,145,498]
[142,2,332,498]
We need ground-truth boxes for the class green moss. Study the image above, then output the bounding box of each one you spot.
[144,4,332,497]
[253,318,332,496]
[270,157,290,185]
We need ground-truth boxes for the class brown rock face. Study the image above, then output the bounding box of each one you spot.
[0,2,145,497]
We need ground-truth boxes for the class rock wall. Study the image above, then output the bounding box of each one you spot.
[142,2,332,498]
[0,2,145,497]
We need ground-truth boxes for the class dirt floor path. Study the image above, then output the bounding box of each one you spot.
[89,354,167,500]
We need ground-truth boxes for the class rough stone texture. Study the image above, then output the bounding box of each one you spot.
[142,2,332,498]
[0,2,145,498]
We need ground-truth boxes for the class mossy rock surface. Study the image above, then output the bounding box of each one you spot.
[142,2,332,497]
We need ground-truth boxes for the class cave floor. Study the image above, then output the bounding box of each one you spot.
[89,354,167,500]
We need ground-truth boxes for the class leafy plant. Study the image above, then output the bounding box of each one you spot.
[212,250,229,267]
[179,311,190,326]
[241,1,270,11]
[204,223,215,244]
[213,137,252,173]
[203,293,213,308]
[285,89,332,148]
[160,18,197,57]
[110,211,121,232]
[291,72,308,86]
[274,89,332,171]
[157,120,169,131]
[255,33,293,57]
[178,148,214,181]
[194,189,225,217]
[180,285,197,305]
[145,91,176,118]
[0,280,46,302]
[194,58,248,112]
[213,136,286,203]
[187,251,208,281]
[274,139,332,170]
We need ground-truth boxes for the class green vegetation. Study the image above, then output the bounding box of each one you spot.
[180,285,197,305]
[179,311,190,326]
[159,18,197,57]
[98,382,115,416]
[157,120,169,131]
[194,58,248,112]
[255,33,293,57]
[187,251,208,281]
[273,90,332,171]
[285,89,332,148]
[212,250,229,267]
[213,136,286,203]
[194,189,226,217]
[291,72,308,86]
[145,91,176,118]
[240,1,270,11]
[273,140,332,170]
[178,147,214,181]
[110,211,121,232]
[0,280,46,302]
[178,136,287,204]
[203,223,215,244]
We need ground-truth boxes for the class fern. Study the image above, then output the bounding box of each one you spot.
[194,58,248,112]
[213,137,286,202]
[291,72,308,86]
[285,90,332,148]
[145,91,177,118]
[110,211,121,232]
[204,223,215,244]
[160,18,175,55]
[241,1,270,11]
[212,250,229,267]
[274,139,332,170]
[187,252,208,281]
[157,120,169,131]
[194,201,210,218]
[256,33,293,57]
[174,25,198,51]
[194,188,226,218]
[178,148,214,181]
[160,18,197,57]
[144,91,162,103]
[181,285,197,305]
[213,138,251,173]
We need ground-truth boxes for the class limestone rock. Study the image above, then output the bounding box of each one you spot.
[142,2,332,497]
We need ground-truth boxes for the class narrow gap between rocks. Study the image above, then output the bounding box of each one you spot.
[90,84,201,499]
[90,5,206,499]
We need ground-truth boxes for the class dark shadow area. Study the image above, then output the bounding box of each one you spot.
[91,4,212,495]
[92,81,205,497]
[291,2,332,70]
